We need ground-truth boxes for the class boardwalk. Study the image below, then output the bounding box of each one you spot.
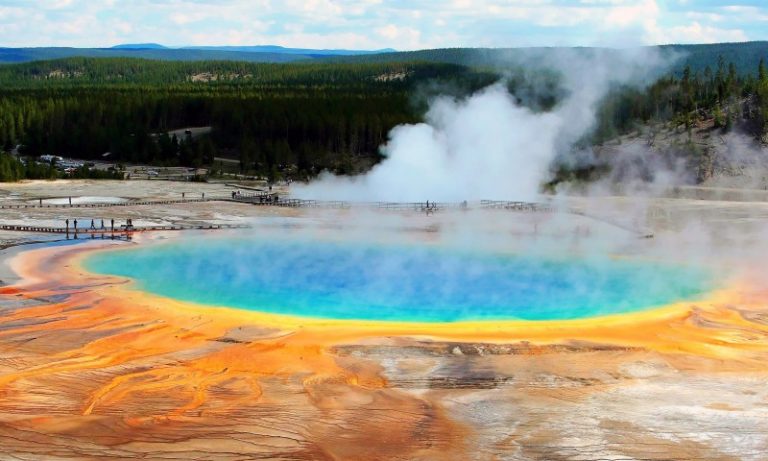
[0,198,210,210]
[233,195,651,237]
[0,223,250,235]
[1,194,546,213]
[0,193,652,238]
[231,194,466,212]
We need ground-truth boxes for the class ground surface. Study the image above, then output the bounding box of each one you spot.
[0,179,767,460]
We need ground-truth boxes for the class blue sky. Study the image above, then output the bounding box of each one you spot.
[0,0,767,50]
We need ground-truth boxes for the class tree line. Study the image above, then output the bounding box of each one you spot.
[0,55,766,183]
[0,153,120,181]
[0,58,496,180]
[594,56,768,141]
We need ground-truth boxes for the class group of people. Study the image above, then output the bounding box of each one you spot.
[258,194,279,204]
[64,218,132,232]
[230,189,280,204]
[424,200,437,215]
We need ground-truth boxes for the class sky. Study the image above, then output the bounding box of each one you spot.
[0,0,767,50]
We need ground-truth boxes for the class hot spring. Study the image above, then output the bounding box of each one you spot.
[83,234,715,322]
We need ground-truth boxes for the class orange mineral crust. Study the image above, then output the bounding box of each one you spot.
[1,240,768,460]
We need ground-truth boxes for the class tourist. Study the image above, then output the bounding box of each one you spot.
[90,219,96,230]
[65,219,69,231]
[110,219,114,231]
[73,219,78,230]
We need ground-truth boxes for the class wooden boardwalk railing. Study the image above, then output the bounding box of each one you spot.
[0,193,652,238]
[2,195,547,213]
[479,200,554,212]
[0,198,211,210]
[231,195,470,212]
[0,223,250,235]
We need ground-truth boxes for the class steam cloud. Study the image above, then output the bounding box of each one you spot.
[293,48,672,202]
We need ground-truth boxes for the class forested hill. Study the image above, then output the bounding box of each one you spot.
[0,59,502,181]
[0,47,312,64]
[2,42,767,75]
[324,41,768,77]
[0,45,394,64]
[0,58,488,88]
[0,45,766,184]
[660,42,768,75]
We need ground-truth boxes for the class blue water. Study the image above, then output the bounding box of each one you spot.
[83,237,714,322]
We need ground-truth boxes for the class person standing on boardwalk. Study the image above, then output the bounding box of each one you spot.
[73,219,78,231]
[65,219,69,232]
[110,219,114,231]
[90,219,96,230]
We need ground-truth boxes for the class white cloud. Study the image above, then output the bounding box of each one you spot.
[375,24,421,48]
[720,5,768,22]
[647,22,748,44]
[0,0,763,49]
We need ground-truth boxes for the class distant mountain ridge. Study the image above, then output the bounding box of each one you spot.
[0,47,313,63]
[0,44,396,64]
[323,41,768,76]
[111,43,168,49]
[179,45,396,56]
[111,43,394,55]
[1,42,766,77]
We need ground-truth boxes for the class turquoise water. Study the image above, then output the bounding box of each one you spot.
[83,237,714,322]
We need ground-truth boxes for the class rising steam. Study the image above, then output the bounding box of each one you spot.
[293,48,672,202]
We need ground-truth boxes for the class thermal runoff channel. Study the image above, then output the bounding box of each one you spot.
[84,235,714,322]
